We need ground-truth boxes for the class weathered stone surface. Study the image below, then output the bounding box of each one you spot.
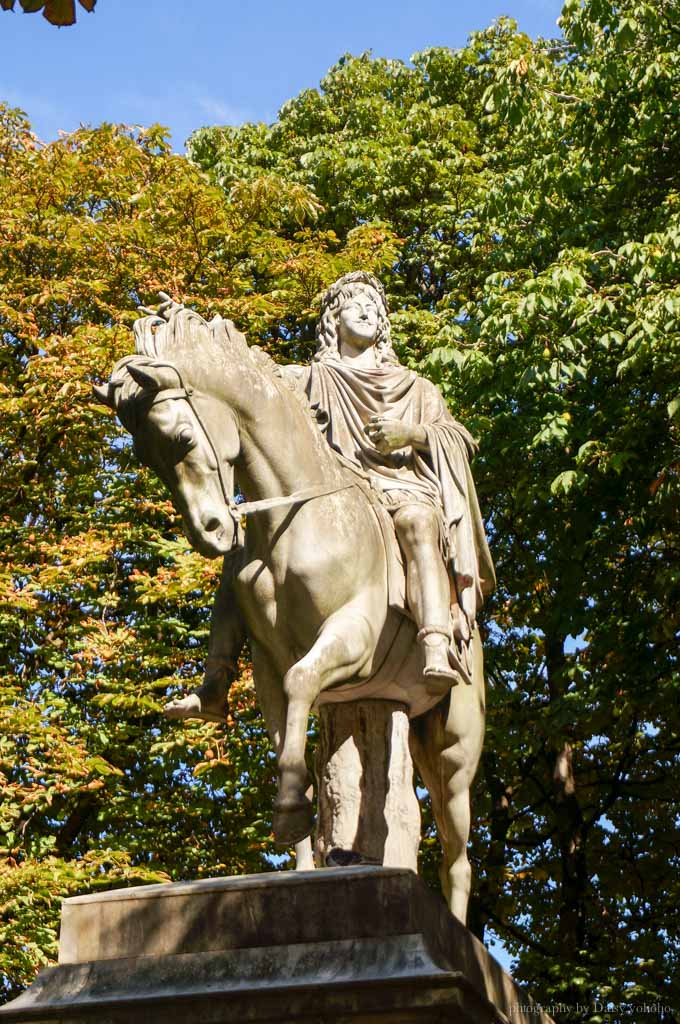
[97,279,494,920]
[0,867,554,1024]
[315,700,421,870]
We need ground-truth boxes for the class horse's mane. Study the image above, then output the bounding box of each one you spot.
[249,344,280,375]
[133,307,247,366]
[97,306,371,503]
[103,307,319,432]
[248,344,318,421]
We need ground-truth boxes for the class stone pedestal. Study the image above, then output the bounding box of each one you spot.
[0,867,554,1024]
[315,700,420,870]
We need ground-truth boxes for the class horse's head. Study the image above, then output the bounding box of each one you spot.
[95,351,240,558]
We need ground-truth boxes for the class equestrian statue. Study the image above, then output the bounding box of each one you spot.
[94,272,495,923]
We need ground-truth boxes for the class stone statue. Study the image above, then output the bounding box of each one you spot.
[94,275,494,922]
[281,272,494,691]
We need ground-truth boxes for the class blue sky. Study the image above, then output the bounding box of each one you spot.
[2,0,562,148]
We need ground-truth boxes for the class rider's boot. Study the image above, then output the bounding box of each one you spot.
[418,626,460,697]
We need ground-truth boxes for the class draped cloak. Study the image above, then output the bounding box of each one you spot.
[300,360,495,634]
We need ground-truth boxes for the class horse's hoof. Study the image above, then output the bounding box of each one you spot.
[273,799,315,847]
[163,694,227,723]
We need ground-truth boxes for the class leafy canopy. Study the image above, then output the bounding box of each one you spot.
[0,0,95,27]
[1,0,679,1018]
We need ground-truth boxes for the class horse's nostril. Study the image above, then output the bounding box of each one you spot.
[203,516,222,533]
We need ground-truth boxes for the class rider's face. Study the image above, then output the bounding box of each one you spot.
[338,292,380,354]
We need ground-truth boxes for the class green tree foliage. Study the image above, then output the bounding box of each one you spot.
[189,4,679,1017]
[1,0,678,1018]
[0,105,396,1000]
[0,0,95,27]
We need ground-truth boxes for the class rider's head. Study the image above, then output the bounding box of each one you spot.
[314,271,398,365]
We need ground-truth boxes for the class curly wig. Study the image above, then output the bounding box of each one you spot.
[314,271,399,365]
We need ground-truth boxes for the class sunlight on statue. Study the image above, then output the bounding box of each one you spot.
[303,272,495,690]
[96,273,494,922]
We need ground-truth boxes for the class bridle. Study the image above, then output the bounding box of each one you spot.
[142,364,353,549]
[146,378,234,512]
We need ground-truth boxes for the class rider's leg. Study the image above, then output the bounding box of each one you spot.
[164,551,246,722]
[392,504,457,688]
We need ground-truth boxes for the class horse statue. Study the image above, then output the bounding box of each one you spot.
[95,296,489,923]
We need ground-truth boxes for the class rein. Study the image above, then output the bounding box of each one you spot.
[233,484,353,520]
[147,374,353,547]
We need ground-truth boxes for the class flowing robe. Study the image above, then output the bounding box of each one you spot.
[296,359,495,633]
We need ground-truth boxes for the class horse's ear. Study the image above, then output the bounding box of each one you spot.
[92,383,113,407]
[127,363,180,392]
[92,382,123,409]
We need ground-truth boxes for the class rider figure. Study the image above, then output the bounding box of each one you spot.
[292,271,494,694]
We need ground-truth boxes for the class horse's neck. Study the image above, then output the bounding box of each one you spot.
[233,370,341,501]
[185,342,341,500]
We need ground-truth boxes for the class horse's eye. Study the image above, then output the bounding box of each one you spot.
[175,427,196,451]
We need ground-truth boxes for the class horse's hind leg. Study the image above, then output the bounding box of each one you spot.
[274,607,375,847]
[410,628,485,924]
[165,551,246,722]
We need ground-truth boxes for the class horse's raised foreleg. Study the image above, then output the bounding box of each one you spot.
[410,627,485,924]
[273,607,376,847]
[251,642,314,870]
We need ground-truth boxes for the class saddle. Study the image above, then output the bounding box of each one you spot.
[322,451,408,611]
[352,466,475,689]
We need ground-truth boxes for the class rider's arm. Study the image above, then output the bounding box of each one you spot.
[278,364,308,392]
[410,425,429,451]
